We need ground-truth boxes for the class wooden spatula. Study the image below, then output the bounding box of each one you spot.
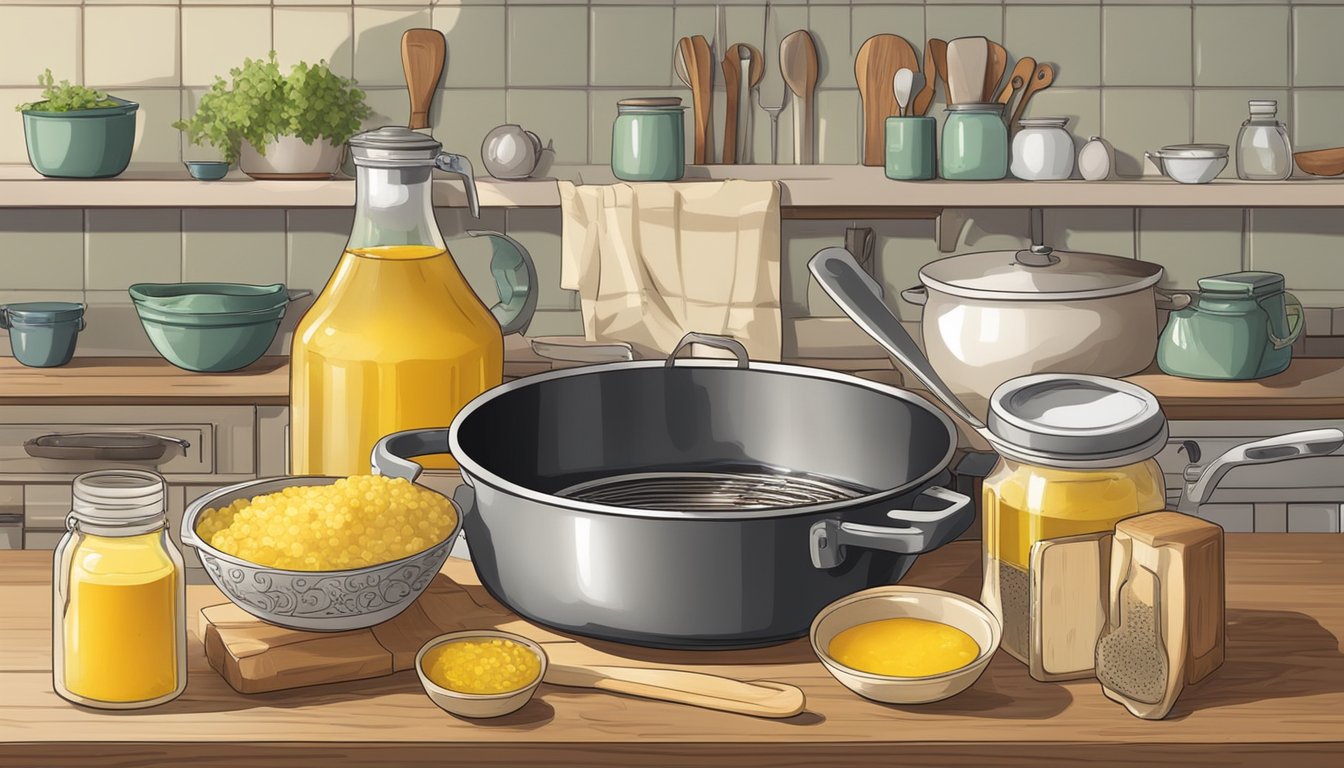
[855,33,920,166]
[679,35,714,164]
[545,665,805,719]
[911,45,938,118]
[945,36,988,105]
[998,56,1037,107]
[984,41,1008,103]
[1010,62,1056,132]
[780,29,818,164]
[721,45,742,164]
[401,29,446,130]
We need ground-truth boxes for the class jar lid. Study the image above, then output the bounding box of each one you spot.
[945,102,1005,114]
[70,469,167,535]
[918,244,1164,301]
[348,126,441,168]
[1249,99,1278,114]
[2,301,84,324]
[987,374,1168,467]
[1017,117,1069,129]
[1197,270,1285,297]
[618,97,683,108]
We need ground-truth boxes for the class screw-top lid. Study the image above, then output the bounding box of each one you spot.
[348,126,442,168]
[70,469,167,536]
[987,374,1168,467]
[618,97,683,109]
[1,301,84,325]
[1249,99,1279,116]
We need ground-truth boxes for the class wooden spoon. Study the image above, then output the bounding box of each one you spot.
[680,35,715,164]
[911,44,939,117]
[721,44,743,164]
[401,29,446,130]
[998,56,1037,107]
[1009,62,1056,132]
[854,34,920,166]
[545,664,806,719]
[945,36,988,105]
[737,43,764,162]
[983,41,1008,103]
[780,29,819,164]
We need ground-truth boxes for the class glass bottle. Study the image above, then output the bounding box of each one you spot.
[1236,100,1292,181]
[291,127,535,476]
[53,470,186,709]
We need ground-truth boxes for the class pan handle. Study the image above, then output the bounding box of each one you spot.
[809,486,973,570]
[370,428,452,483]
[666,332,750,369]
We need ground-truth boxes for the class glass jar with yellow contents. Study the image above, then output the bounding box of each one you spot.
[53,470,186,708]
[978,375,1168,676]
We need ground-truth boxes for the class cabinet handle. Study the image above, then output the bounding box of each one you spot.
[24,432,191,463]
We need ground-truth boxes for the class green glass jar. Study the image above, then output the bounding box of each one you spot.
[1158,271,1304,381]
[612,98,685,182]
[941,103,1008,181]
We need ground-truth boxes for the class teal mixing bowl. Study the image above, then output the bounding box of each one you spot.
[129,282,292,314]
[133,303,286,372]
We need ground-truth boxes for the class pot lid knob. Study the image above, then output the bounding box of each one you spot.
[1014,245,1059,268]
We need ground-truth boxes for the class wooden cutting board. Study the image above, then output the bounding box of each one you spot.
[200,559,805,694]
[854,34,919,167]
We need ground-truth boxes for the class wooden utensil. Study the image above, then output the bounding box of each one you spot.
[998,56,1037,107]
[911,44,939,117]
[984,41,1008,103]
[738,43,764,162]
[545,665,804,719]
[779,29,819,164]
[945,36,988,105]
[1009,62,1056,132]
[854,34,919,166]
[721,45,742,164]
[401,28,446,130]
[680,35,715,164]
[1294,147,1344,176]
[674,38,692,90]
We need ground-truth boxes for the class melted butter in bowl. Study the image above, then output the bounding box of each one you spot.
[828,617,980,678]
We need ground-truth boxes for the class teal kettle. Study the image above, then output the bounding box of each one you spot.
[1157,271,1303,380]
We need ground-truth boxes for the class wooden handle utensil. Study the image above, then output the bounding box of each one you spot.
[401,29,446,130]
[998,56,1037,107]
[780,29,818,164]
[680,35,715,164]
[722,45,742,164]
[545,664,806,719]
[1010,62,1056,132]
[855,34,920,166]
[945,36,988,105]
[984,41,1008,103]
[911,44,938,117]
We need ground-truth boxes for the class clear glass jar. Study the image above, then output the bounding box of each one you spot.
[941,103,1009,180]
[1236,100,1292,181]
[53,470,186,709]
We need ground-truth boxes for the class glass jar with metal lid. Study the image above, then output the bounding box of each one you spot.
[941,102,1009,180]
[611,98,686,181]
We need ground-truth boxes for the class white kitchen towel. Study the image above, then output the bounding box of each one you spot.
[558,180,782,361]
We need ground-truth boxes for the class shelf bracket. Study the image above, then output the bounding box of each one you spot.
[936,210,969,253]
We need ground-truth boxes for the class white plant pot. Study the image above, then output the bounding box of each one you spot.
[238,135,343,180]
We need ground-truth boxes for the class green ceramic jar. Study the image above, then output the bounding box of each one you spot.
[0,302,85,368]
[885,116,936,181]
[941,103,1008,181]
[1158,272,1303,381]
[612,98,685,182]
[22,98,138,179]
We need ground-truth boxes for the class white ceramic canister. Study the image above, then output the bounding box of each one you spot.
[1011,117,1074,181]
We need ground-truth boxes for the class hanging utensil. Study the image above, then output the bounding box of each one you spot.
[984,41,1008,103]
[738,44,764,163]
[894,68,914,117]
[998,56,1036,107]
[911,44,939,117]
[855,34,919,166]
[945,36,988,106]
[780,29,819,164]
[721,45,742,164]
[756,1,788,164]
[1010,62,1056,133]
[674,38,692,90]
[401,28,445,131]
[679,35,715,164]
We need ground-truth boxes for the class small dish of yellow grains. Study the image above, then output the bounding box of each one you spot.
[193,475,458,571]
[415,631,549,719]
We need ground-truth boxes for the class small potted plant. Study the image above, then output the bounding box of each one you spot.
[15,70,138,179]
[174,52,370,180]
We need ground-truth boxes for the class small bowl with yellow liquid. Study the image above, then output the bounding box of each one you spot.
[415,630,548,719]
[810,586,1001,705]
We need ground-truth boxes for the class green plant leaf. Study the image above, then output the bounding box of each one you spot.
[15,69,118,112]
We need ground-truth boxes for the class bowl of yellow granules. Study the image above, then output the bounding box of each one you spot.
[415,630,548,719]
[182,475,462,631]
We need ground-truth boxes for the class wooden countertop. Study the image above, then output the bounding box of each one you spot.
[2,537,1342,766]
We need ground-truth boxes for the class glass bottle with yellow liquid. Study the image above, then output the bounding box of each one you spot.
[53,470,186,709]
[291,127,536,475]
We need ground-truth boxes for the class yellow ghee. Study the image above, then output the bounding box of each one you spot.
[828,618,979,678]
[62,532,181,703]
[422,638,542,695]
[196,475,457,571]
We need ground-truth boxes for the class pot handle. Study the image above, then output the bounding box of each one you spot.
[370,428,452,483]
[809,486,973,570]
[666,332,750,369]
[899,286,928,306]
[1267,291,1305,350]
[1155,288,1193,311]
[467,229,538,336]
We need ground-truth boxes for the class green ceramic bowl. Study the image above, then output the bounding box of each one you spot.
[22,97,138,179]
[133,304,286,372]
[129,283,291,315]
[186,161,230,181]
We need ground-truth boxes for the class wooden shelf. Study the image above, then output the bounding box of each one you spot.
[5,164,1344,209]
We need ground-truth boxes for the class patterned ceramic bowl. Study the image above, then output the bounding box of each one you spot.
[182,476,461,632]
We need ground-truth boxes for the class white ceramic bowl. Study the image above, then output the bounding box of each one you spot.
[415,630,548,719]
[810,586,1001,705]
[1148,144,1230,184]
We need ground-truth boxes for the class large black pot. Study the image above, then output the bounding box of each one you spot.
[373,335,971,649]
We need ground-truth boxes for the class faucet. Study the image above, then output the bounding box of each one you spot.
[1176,429,1344,514]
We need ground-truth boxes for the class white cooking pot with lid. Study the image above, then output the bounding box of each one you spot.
[900,244,1188,418]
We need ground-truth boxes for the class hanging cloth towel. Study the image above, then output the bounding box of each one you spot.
[558,180,782,361]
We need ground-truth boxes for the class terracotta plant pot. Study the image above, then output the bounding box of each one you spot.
[238,135,343,180]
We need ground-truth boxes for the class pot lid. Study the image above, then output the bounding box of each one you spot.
[348,126,441,168]
[918,245,1164,301]
[987,374,1167,466]
[1197,270,1284,297]
[2,301,84,324]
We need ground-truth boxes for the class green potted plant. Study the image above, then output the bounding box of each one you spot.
[15,70,138,179]
[174,53,370,180]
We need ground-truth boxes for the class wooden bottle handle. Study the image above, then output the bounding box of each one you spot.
[544,664,806,719]
[402,29,446,130]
